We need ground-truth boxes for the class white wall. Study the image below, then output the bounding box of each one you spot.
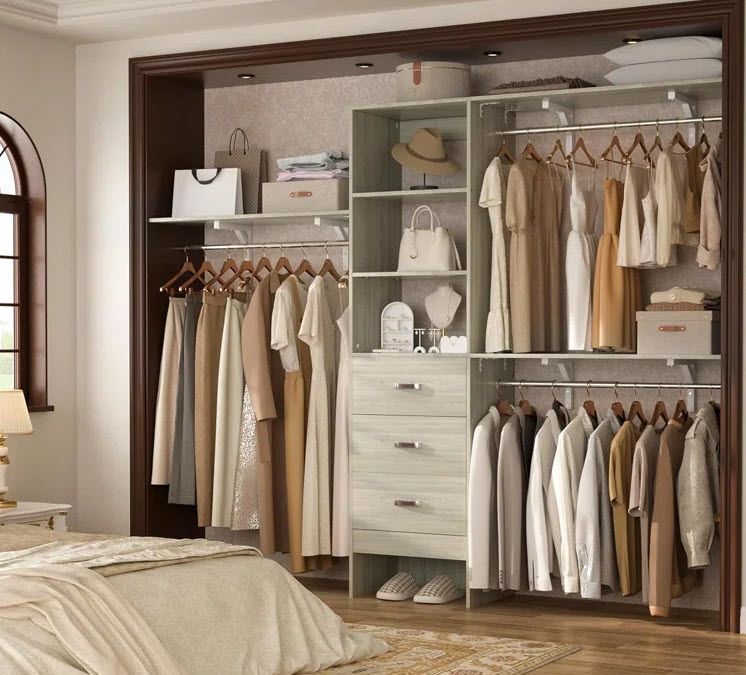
[0,25,78,524]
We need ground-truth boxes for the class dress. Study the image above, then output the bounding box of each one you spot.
[638,165,659,268]
[565,168,597,351]
[231,385,260,530]
[592,178,641,352]
[656,148,692,266]
[211,295,248,528]
[479,158,510,352]
[617,164,648,268]
[331,307,350,557]
[299,276,337,558]
[537,163,563,352]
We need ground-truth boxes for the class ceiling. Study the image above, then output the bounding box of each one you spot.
[0,0,478,43]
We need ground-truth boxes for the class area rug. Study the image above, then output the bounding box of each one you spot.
[328,624,580,674]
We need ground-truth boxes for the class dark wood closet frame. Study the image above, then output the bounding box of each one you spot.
[129,0,744,631]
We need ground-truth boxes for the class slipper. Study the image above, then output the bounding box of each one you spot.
[376,572,420,601]
[413,575,465,604]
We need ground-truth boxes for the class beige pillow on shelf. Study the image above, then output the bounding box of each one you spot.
[604,59,722,85]
[604,36,722,66]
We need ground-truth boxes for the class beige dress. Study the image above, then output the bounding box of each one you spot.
[299,276,337,558]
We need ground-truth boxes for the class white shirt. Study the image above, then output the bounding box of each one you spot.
[467,406,501,590]
[655,148,683,267]
[526,409,562,592]
[479,158,511,352]
[270,276,307,372]
[548,407,595,593]
[617,164,648,268]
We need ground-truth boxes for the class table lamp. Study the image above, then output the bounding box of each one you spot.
[0,390,33,509]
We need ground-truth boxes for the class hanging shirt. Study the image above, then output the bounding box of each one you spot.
[617,164,648,268]
[638,165,659,268]
[271,276,308,372]
[697,136,721,270]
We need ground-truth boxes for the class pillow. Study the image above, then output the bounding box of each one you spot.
[605,36,722,66]
[604,59,722,85]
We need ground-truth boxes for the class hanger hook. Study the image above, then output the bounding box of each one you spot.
[679,382,684,399]
[614,382,619,401]
[324,241,330,259]
[526,128,532,144]
[183,246,189,261]
[496,382,503,401]
[586,380,592,399]
[657,383,663,400]
[551,380,558,402]
[709,384,714,401]
[655,119,660,135]
[633,383,638,401]
[519,380,525,400]
[301,243,306,258]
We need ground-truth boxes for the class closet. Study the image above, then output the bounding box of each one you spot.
[129,0,744,631]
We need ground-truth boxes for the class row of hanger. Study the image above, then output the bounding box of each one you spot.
[495,380,720,432]
[159,243,347,296]
[496,118,715,171]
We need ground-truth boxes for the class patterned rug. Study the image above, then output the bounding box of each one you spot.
[328,624,580,674]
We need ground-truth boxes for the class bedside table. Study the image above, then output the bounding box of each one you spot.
[0,502,71,531]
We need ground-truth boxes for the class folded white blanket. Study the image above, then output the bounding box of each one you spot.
[277,151,348,171]
[277,169,349,182]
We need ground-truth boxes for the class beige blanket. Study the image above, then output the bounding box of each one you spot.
[0,528,388,674]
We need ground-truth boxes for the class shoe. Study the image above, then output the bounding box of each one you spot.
[413,575,464,604]
[376,572,419,601]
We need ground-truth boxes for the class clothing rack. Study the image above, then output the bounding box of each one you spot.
[487,115,722,137]
[178,241,349,252]
[494,380,720,390]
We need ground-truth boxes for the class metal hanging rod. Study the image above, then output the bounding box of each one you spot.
[177,241,348,252]
[494,380,720,391]
[488,115,721,137]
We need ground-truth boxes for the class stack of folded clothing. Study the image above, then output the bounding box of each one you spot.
[604,36,722,85]
[276,151,349,182]
[646,287,721,312]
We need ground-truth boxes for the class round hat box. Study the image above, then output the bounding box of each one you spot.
[395,61,471,102]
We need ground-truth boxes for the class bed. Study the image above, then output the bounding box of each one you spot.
[0,526,387,674]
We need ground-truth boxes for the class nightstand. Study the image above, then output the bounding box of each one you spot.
[0,502,71,531]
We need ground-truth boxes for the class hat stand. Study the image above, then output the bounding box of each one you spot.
[410,173,438,190]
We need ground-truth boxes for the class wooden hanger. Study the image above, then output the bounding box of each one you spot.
[212,248,239,290]
[274,245,294,277]
[318,242,341,281]
[668,121,691,154]
[251,245,273,280]
[160,248,196,295]
[294,245,317,280]
[219,245,255,292]
[626,385,647,429]
[517,382,536,418]
[610,383,626,421]
[545,131,569,170]
[520,131,542,163]
[179,258,219,293]
[496,384,514,417]
[625,125,654,168]
[567,131,598,169]
[496,133,515,164]
[601,125,628,166]
[698,117,711,155]
[673,384,689,423]
[582,381,598,421]
[649,121,665,157]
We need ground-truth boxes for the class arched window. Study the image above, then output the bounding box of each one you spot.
[0,114,50,411]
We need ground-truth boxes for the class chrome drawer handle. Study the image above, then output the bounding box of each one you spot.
[394,441,422,449]
[393,382,422,390]
[394,499,422,507]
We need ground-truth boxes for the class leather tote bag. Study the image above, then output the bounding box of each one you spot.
[214,128,267,214]
[397,205,462,272]
[172,168,243,217]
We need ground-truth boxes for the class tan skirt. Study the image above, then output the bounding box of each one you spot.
[194,293,227,527]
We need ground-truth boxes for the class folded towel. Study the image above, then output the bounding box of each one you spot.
[277,151,348,171]
[277,169,349,182]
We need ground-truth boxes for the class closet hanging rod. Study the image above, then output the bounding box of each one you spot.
[493,380,720,390]
[176,241,349,252]
[487,115,721,137]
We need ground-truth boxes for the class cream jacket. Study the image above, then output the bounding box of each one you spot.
[697,137,721,270]
[677,404,720,568]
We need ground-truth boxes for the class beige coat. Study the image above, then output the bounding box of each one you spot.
[697,137,721,270]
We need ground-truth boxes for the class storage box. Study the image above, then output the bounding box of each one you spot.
[261,179,348,214]
[636,311,720,356]
[395,61,471,102]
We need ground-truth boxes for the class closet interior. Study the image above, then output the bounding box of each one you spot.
[133,11,734,626]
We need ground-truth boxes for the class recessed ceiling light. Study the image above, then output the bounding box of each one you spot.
[622,38,643,45]
[484,50,502,58]
[355,62,374,69]
[237,73,255,80]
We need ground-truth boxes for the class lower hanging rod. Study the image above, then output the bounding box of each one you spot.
[488,115,721,137]
[494,380,720,390]
[176,241,348,252]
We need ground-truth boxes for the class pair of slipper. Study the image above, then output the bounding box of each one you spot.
[376,572,464,604]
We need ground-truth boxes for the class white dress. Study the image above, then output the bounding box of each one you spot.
[565,169,597,351]
[211,296,248,527]
[638,164,659,267]
[479,157,510,352]
[468,406,501,590]
[655,148,683,267]
[617,164,648,268]
[151,296,186,485]
[331,306,350,557]
[300,276,337,557]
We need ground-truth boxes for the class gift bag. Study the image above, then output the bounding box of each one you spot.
[214,128,266,214]
[172,168,242,217]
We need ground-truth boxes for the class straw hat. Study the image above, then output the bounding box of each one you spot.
[391,128,459,175]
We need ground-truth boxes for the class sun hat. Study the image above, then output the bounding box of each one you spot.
[391,128,459,175]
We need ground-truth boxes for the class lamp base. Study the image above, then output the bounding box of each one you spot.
[0,498,17,509]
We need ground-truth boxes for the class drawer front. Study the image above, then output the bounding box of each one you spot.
[353,530,466,561]
[262,178,348,213]
[352,415,466,476]
[352,472,465,536]
[352,355,467,416]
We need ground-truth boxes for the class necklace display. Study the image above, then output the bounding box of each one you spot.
[425,283,462,329]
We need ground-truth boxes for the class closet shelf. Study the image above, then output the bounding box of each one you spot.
[470,353,721,361]
[352,188,468,201]
[353,270,467,279]
[148,210,349,227]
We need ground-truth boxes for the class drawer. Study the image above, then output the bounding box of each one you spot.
[353,530,466,561]
[262,178,348,213]
[352,472,466,536]
[352,355,466,416]
[352,415,466,476]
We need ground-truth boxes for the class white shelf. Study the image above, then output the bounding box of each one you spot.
[149,210,349,226]
[351,98,468,121]
[470,353,721,361]
[353,270,467,279]
[352,188,468,201]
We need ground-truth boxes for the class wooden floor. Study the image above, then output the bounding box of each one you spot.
[305,580,746,674]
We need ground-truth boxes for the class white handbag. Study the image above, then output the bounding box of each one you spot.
[172,168,243,217]
[397,205,462,272]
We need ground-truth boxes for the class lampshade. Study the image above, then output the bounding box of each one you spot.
[0,390,33,436]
